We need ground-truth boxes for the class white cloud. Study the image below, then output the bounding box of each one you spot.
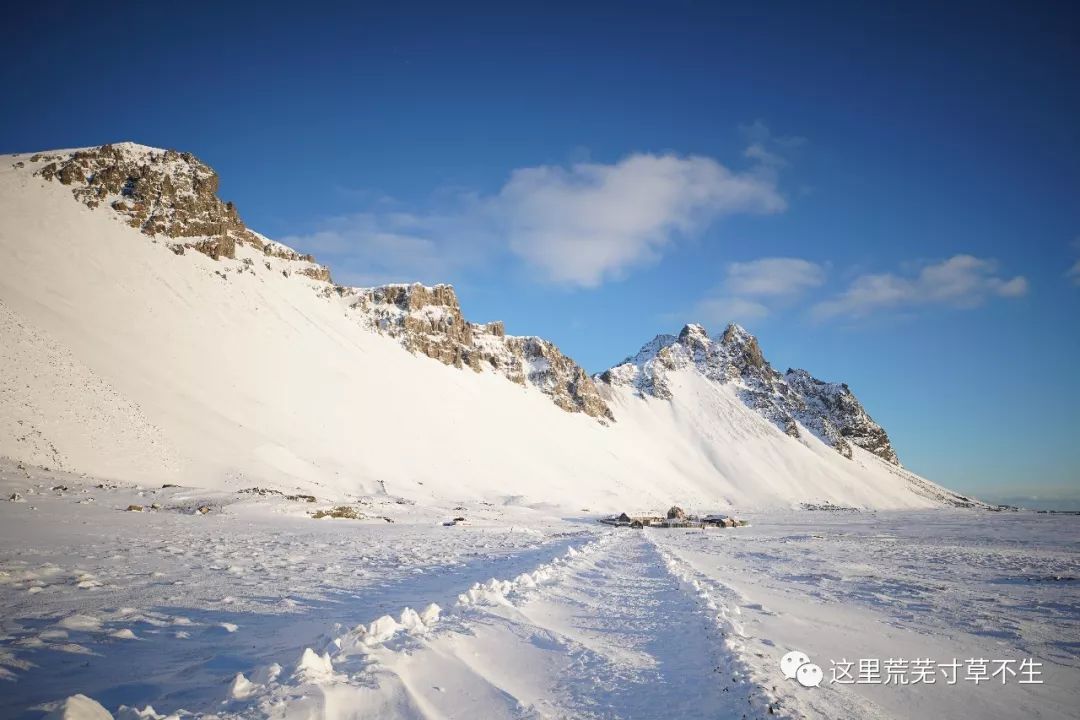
[498,153,786,287]
[690,257,826,327]
[693,296,771,325]
[725,257,826,297]
[1069,238,1080,286]
[280,207,498,286]
[1069,259,1080,286]
[812,255,1028,320]
[283,150,787,289]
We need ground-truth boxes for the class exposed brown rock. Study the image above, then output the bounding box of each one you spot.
[32,143,262,261]
[354,283,614,421]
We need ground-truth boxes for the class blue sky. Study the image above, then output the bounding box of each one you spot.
[3,1,1078,506]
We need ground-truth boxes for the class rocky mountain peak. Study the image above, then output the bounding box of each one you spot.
[25,143,331,283]
[678,322,708,341]
[719,322,766,372]
[598,322,901,465]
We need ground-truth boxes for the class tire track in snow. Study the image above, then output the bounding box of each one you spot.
[309,531,783,719]
[496,530,776,718]
[648,532,893,720]
[115,532,797,719]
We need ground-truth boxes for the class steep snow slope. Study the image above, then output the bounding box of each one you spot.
[0,145,966,509]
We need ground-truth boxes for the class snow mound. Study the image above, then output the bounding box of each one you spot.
[44,695,112,720]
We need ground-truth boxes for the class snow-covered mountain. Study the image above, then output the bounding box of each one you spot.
[598,323,899,464]
[0,143,977,509]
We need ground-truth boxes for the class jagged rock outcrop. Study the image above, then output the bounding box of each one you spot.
[29,143,333,276]
[783,368,898,464]
[598,323,901,464]
[351,283,614,421]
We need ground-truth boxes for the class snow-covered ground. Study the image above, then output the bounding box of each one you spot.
[2,461,1076,719]
[1,145,1074,718]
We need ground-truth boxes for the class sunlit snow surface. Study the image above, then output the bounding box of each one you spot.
[1,462,1076,719]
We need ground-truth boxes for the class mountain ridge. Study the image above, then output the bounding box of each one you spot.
[0,142,976,509]
[598,322,901,465]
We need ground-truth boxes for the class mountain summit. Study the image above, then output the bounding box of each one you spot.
[599,322,899,464]
[0,143,974,509]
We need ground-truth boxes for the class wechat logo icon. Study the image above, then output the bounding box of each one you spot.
[780,650,822,688]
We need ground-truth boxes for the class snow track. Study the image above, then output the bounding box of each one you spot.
[6,498,1077,719]
[211,531,784,719]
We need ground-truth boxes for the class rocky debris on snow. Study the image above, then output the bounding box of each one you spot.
[352,283,614,421]
[238,486,283,496]
[287,494,316,503]
[237,487,313,501]
[598,322,901,464]
[8,492,24,502]
[126,504,143,512]
[311,505,364,520]
[196,505,211,515]
[800,502,860,512]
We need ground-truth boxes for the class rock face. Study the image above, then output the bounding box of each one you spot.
[30,142,331,272]
[598,323,901,465]
[351,283,614,421]
[782,368,899,464]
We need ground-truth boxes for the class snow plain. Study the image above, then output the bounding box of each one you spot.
[2,461,1077,719]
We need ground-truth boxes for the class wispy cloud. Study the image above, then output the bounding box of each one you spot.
[1069,260,1080,286]
[280,202,498,286]
[500,153,785,287]
[725,257,826,297]
[282,128,792,289]
[812,255,1028,320]
[739,120,806,175]
[693,296,771,325]
[693,257,827,325]
[1068,237,1080,286]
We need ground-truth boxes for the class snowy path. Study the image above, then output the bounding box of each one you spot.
[649,517,1080,720]
[219,532,781,719]
[3,467,1076,720]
